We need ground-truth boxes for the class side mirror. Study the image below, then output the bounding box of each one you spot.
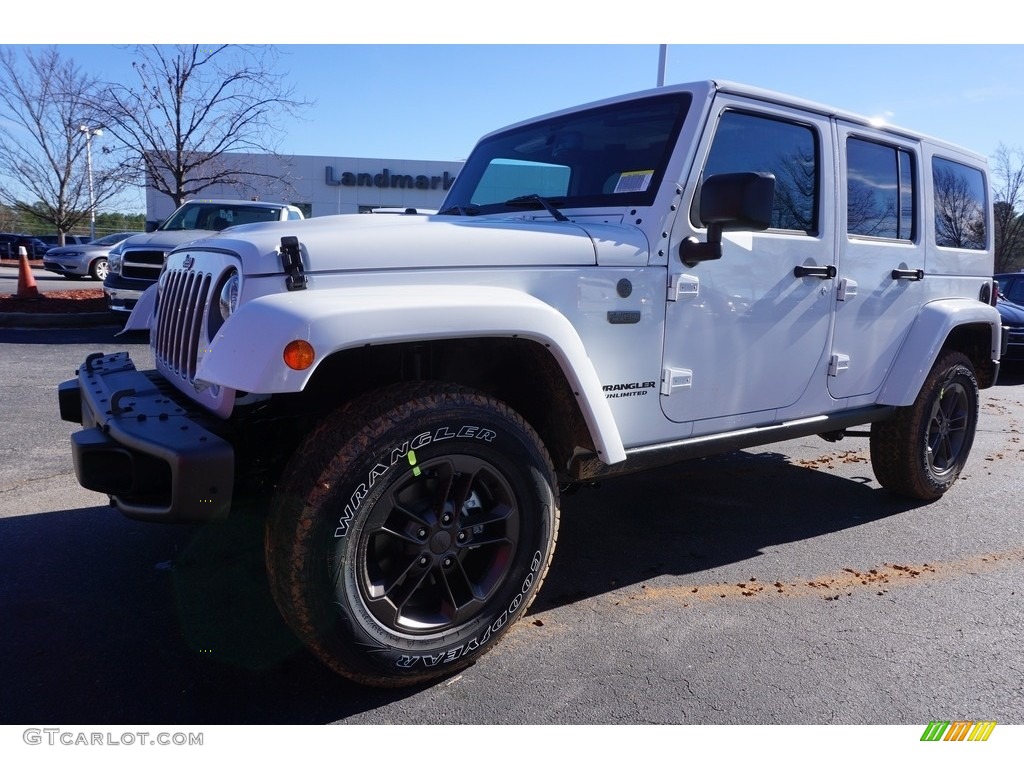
[145,220,159,233]
[680,172,775,267]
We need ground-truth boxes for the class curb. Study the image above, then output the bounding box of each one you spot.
[3,262,120,328]
[0,312,122,329]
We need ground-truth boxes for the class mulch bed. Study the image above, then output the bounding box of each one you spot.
[0,289,106,314]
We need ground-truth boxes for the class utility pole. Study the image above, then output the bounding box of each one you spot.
[80,124,103,240]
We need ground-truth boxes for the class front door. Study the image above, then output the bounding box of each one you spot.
[661,99,835,431]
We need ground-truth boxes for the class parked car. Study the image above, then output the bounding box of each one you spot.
[0,233,48,259]
[42,232,138,281]
[38,234,91,248]
[104,199,305,312]
[995,272,1024,362]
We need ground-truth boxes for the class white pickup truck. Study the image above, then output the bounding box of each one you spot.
[102,198,305,312]
[60,80,1004,687]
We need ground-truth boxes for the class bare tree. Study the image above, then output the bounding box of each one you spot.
[92,45,312,208]
[992,144,1024,273]
[0,47,130,243]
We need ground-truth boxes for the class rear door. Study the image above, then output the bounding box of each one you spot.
[828,126,924,399]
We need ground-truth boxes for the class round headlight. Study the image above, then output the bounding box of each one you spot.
[218,270,240,321]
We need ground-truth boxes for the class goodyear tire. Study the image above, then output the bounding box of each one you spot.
[266,382,559,687]
[870,351,979,500]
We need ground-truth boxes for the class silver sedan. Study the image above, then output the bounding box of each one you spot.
[42,232,138,281]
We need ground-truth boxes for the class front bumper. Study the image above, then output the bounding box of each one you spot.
[59,352,234,522]
[43,259,87,277]
[103,273,149,312]
[1002,324,1023,361]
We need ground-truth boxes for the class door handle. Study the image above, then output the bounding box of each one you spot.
[891,268,924,281]
[793,265,837,279]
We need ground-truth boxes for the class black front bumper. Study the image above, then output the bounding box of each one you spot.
[59,352,234,523]
[1002,324,1023,361]
[102,273,150,312]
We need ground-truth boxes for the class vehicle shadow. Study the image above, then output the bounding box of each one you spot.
[539,448,924,612]
[0,502,384,725]
[0,446,928,725]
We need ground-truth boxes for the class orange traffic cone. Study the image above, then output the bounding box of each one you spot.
[16,246,41,300]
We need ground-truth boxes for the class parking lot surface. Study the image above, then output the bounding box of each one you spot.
[1,326,1022,725]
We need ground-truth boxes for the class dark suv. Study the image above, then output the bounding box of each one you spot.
[0,233,48,259]
[995,272,1024,362]
[38,234,91,248]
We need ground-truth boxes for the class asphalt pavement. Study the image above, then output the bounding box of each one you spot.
[2,325,1022,728]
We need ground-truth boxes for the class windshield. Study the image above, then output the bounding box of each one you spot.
[440,92,691,216]
[90,232,134,246]
[160,203,283,231]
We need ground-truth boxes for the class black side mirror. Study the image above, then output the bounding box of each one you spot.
[680,172,775,267]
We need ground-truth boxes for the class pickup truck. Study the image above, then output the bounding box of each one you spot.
[102,198,305,312]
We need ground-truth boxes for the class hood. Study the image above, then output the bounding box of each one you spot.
[173,214,615,274]
[119,228,216,252]
[46,243,112,256]
[997,298,1024,326]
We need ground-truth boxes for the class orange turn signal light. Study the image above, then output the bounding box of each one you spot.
[283,340,315,370]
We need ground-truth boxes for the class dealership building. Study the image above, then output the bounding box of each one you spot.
[145,152,465,224]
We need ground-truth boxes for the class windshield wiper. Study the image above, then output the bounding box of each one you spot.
[505,194,569,222]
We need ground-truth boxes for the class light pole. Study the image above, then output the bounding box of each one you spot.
[79,124,102,240]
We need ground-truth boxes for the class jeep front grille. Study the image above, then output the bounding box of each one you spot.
[154,268,213,383]
[122,249,165,281]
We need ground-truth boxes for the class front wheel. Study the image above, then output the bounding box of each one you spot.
[90,257,109,281]
[266,383,559,687]
[870,351,979,500]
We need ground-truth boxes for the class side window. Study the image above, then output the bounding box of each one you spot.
[698,110,819,234]
[846,138,916,240]
[932,157,987,250]
[997,277,1024,304]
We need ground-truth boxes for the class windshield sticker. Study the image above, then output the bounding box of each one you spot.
[613,170,654,194]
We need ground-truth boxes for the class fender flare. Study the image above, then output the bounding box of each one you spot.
[877,299,1002,407]
[196,284,627,465]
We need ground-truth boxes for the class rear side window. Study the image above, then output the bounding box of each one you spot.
[932,157,987,249]
[700,110,819,234]
[847,138,915,240]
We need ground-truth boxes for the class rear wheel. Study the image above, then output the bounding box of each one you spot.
[870,351,979,500]
[266,382,559,687]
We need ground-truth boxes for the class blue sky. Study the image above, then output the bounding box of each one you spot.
[6,2,1023,213]
[40,43,1024,165]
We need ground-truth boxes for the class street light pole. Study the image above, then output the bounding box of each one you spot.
[79,124,102,240]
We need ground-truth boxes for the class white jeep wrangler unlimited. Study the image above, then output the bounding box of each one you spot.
[60,80,1004,687]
